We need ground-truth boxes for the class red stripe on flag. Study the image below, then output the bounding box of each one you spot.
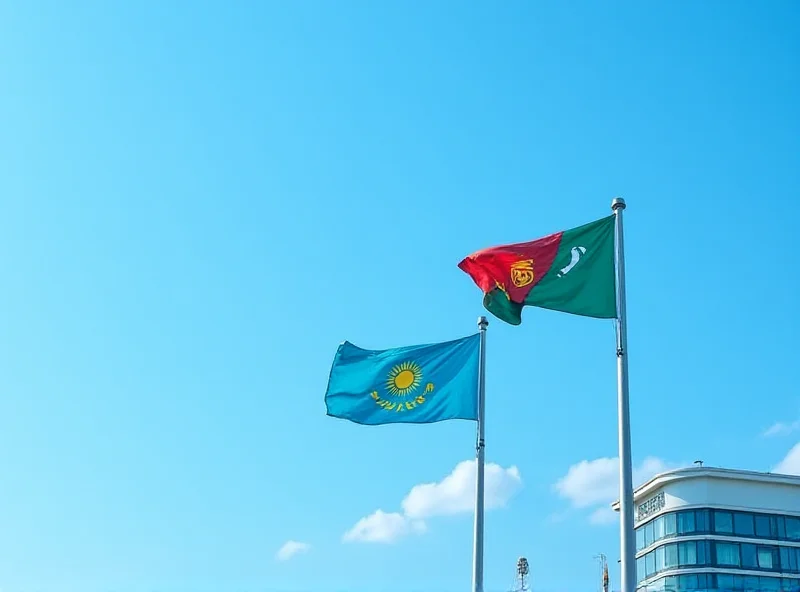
[458,231,563,303]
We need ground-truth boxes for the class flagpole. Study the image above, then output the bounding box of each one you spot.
[612,197,635,592]
[472,315,488,592]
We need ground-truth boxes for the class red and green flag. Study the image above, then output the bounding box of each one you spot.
[458,215,617,325]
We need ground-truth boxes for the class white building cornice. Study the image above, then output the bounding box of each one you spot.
[611,466,800,511]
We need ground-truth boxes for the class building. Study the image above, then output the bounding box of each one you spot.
[612,466,800,592]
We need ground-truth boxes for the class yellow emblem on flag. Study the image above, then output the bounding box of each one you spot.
[386,361,422,395]
[510,259,535,288]
[370,361,435,412]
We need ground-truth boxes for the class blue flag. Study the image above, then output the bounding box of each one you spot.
[325,333,480,425]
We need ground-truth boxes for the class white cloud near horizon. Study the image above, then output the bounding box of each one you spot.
[342,510,426,544]
[402,460,522,519]
[764,420,800,438]
[276,540,311,561]
[554,456,679,525]
[343,459,522,544]
[774,443,800,475]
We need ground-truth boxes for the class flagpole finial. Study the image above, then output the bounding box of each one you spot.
[478,316,488,330]
[611,197,626,211]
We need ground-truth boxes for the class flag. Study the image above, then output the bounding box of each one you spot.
[325,333,480,425]
[458,215,617,325]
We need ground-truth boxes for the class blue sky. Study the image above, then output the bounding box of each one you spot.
[1,1,799,592]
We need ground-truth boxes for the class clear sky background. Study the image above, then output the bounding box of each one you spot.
[1,2,799,592]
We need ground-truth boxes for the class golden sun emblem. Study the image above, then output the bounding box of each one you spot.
[386,361,422,396]
[510,259,535,288]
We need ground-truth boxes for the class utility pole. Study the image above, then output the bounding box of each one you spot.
[594,553,608,592]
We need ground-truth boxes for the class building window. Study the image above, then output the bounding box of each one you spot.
[679,541,697,565]
[782,578,800,592]
[645,520,655,547]
[717,542,740,566]
[755,514,772,538]
[662,576,676,591]
[758,546,776,569]
[678,574,698,591]
[654,516,665,541]
[715,510,734,534]
[741,543,758,569]
[637,573,800,591]
[656,546,666,572]
[787,517,800,541]
[777,516,787,539]
[696,509,709,533]
[664,513,677,537]
[717,574,735,590]
[665,543,678,568]
[735,512,755,536]
[780,547,797,573]
[678,511,696,534]
[760,576,781,591]
[697,540,709,565]
[637,527,646,551]
[744,575,761,591]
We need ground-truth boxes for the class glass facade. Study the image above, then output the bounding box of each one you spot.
[637,573,800,592]
[637,540,800,580]
[637,509,800,552]
[636,508,800,586]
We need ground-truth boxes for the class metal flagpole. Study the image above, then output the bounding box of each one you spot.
[472,315,488,592]
[612,197,635,592]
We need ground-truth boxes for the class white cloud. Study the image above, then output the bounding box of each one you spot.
[554,457,620,508]
[342,510,426,544]
[343,459,522,544]
[554,456,678,525]
[276,540,311,561]
[764,421,800,438]
[589,507,618,525]
[401,460,522,519]
[774,443,800,476]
